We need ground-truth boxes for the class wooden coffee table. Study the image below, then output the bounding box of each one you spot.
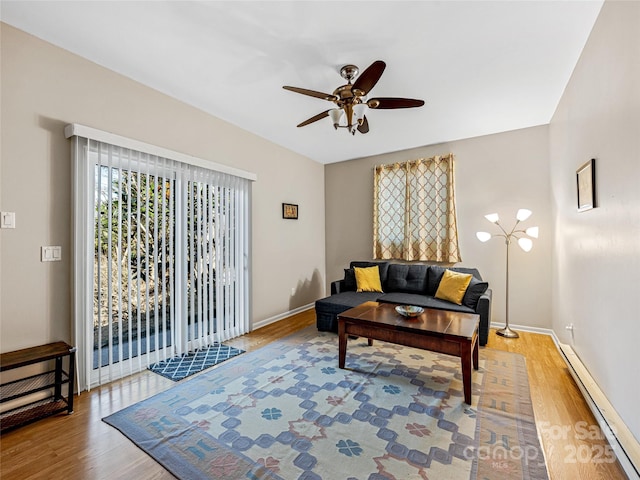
[338,301,479,404]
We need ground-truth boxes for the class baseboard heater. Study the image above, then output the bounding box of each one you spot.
[558,343,640,479]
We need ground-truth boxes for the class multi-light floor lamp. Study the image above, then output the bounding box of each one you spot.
[476,209,538,338]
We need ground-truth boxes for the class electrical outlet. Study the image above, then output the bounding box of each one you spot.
[291,287,295,295]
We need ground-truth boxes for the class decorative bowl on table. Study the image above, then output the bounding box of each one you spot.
[395,305,424,317]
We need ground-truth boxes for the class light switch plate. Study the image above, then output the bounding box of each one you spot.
[42,246,62,262]
[1,212,16,229]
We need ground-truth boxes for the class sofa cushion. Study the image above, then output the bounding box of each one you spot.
[427,266,446,295]
[350,261,390,289]
[427,265,483,295]
[461,277,489,310]
[354,266,383,292]
[315,291,382,315]
[386,264,428,294]
[435,270,473,305]
[343,268,357,291]
[315,290,383,332]
[377,292,475,314]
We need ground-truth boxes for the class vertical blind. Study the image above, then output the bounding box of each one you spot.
[373,154,461,262]
[68,125,254,390]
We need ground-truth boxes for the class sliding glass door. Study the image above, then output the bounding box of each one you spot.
[71,132,251,390]
[93,160,176,375]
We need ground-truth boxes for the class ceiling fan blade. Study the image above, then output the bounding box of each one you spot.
[367,97,425,109]
[297,110,331,128]
[283,86,337,102]
[357,115,369,134]
[352,60,386,95]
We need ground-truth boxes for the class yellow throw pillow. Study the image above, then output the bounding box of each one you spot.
[354,266,383,293]
[434,269,473,305]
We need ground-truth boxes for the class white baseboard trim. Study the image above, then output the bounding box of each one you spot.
[490,322,639,479]
[556,342,640,479]
[252,303,315,331]
[489,321,554,336]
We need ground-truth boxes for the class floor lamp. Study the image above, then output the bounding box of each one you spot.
[476,209,538,338]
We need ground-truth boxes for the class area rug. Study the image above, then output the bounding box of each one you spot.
[149,344,244,381]
[104,327,548,479]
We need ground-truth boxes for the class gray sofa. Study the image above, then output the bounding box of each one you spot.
[315,261,492,346]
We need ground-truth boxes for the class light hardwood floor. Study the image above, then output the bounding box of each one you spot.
[0,309,628,479]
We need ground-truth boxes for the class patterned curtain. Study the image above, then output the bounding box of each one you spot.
[373,154,461,262]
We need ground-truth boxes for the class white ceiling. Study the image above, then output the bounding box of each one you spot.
[1,1,603,164]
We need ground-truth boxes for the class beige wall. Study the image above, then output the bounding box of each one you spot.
[325,125,552,330]
[0,24,326,352]
[549,1,640,438]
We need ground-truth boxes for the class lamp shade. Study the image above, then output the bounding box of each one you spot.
[525,226,539,238]
[518,237,533,252]
[516,209,532,221]
[484,213,499,224]
[329,109,343,128]
[353,103,367,121]
[476,231,492,242]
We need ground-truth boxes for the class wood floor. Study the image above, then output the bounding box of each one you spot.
[486,328,627,479]
[0,309,628,479]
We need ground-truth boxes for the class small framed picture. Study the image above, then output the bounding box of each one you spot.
[576,159,596,212]
[282,203,298,219]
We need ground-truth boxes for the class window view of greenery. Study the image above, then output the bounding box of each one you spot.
[93,166,222,368]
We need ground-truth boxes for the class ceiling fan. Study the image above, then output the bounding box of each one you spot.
[283,60,425,135]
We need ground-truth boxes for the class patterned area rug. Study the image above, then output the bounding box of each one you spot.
[149,344,245,381]
[104,327,548,479]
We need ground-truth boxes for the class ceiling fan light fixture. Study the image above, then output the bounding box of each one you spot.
[329,109,343,129]
[283,60,424,135]
[353,103,367,122]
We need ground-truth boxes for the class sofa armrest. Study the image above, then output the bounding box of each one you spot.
[331,279,346,295]
[475,288,492,346]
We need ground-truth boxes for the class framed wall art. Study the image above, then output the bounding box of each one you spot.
[576,158,596,212]
[282,203,298,219]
